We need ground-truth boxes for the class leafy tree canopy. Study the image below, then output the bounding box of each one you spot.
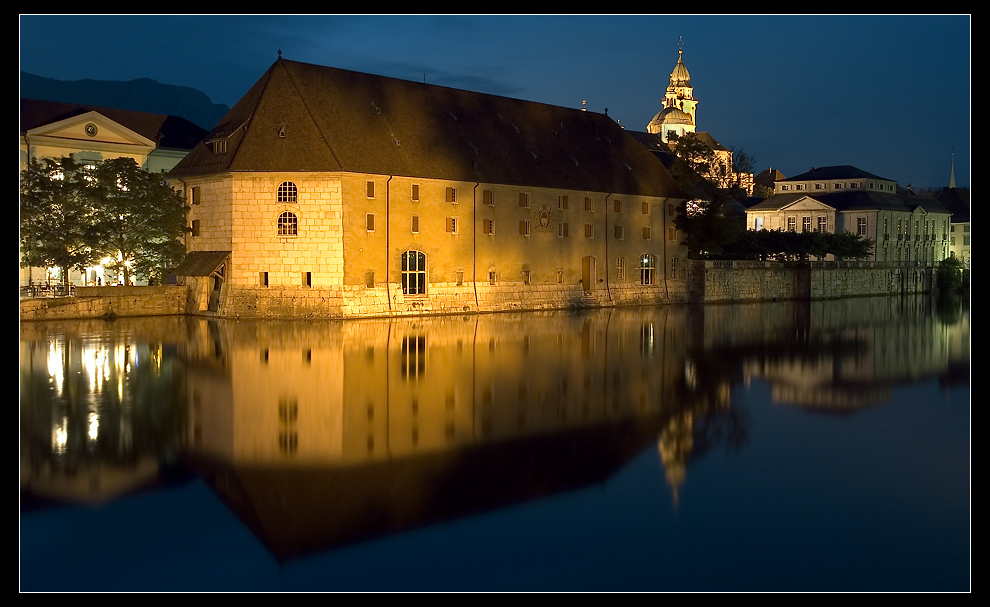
[20,156,189,285]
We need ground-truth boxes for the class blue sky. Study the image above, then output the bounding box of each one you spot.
[19,14,971,189]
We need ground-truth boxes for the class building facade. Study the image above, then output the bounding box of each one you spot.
[746,165,953,264]
[167,57,689,318]
[19,99,206,286]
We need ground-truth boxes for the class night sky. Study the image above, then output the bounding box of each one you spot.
[19,14,971,190]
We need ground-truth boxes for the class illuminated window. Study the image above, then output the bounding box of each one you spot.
[277,181,297,203]
[277,211,298,236]
[402,250,427,295]
[639,254,656,285]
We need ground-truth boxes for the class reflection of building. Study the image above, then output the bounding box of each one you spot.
[175,309,691,559]
[746,165,953,264]
[19,99,206,287]
[168,55,689,318]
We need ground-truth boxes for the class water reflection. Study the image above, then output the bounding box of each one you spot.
[20,295,969,564]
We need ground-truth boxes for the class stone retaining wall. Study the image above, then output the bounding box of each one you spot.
[687,260,932,303]
[20,263,935,321]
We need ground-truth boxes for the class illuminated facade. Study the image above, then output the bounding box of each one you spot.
[637,40,753,195]
[746,165,953,264]
[19,99,206,287]
[168,57,689,317]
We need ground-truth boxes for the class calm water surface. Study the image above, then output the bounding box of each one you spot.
[19,296,970,591]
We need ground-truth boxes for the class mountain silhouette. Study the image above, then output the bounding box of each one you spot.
[20,72,230,131]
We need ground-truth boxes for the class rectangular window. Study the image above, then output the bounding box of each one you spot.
[191,186,200,205]
[191,219,200,236]
[456,270,464,286]
[446,217,457,234]
[642,201,650,215]
[585,197,594,212]
[643,226,652,240]
[260,272,269,287]
[669,226,676,241]
[557,270,564,283]
[803,216,811,232]
[616,256,625,280]
[411,215,420,233]
[523,270,531,285]
[366,213,375,232]
[614,199,622,213]
[367,181,375,198]
[446,187,457,203]
[585,224,594,239]
[519,192,530,208]
[483,218,495,235]
[815,183,823,190]
[851,182,859,188]
[366,271,375,288]
[857,217,867,236]
[558,195,569,210]
[819,216,828,232]
[668,203,675,216]
[615,225,624,240]
[303,272,312,287]
[483,189,495,206]
[835,183,843,190]
[788,217,796,231]
[558,222,569,237]
[519,220,531,236]
[411,184,420,201]
[488,271,497,285]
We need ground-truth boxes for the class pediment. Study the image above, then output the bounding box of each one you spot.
[779,196,834,212]
[25,110,155,147]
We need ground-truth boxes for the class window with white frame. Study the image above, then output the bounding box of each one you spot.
[402,250,427,295]
[277,211,298,236]
[277,181,298,203]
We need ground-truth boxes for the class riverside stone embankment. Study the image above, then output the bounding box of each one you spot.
[19,261,935,321]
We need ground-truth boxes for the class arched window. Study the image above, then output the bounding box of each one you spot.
[639,253,656,285]
[402,250,427,295]
[277,181,298,203]
[277,211,298,236]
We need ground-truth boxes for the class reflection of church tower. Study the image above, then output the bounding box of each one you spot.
[647,38,698,143]
[657,410,694,508]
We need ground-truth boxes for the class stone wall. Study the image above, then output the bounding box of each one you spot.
[20,263,934,321]
[687,260,933,303]
[19,286,188,321]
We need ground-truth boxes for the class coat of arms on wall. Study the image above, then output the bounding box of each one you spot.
[535,204,555,233]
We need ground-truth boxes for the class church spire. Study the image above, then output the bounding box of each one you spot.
[949,150,956,188]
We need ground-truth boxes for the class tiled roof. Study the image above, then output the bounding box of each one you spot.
[168,58,686,199]
[779,165,892,182]
[20,98,207,150]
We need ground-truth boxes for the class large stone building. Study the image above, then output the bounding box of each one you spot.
[19,99,206,286]
[745,165,953,264]
[167,56,689,318]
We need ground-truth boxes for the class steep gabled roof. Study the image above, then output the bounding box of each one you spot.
[169,58,686,199]
[780,165,892,182]
[20,98,207,150]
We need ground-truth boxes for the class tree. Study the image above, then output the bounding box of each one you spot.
[88,158,189,285]
[19,157,97,284]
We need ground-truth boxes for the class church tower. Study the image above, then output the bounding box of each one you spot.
[647,38,699,143]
